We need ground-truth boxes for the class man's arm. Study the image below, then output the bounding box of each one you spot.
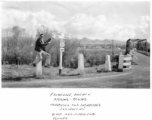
[41,42,49,46]
[45,38,52,44]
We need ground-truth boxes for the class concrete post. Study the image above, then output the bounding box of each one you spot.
[118,55,124,69]
[35,55,42,76]
[105,55,111,71]
[78,53,84,73]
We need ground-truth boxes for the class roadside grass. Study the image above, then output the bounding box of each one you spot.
[81,48,125,57]
[2,64,120,82]
[137,50,150,56]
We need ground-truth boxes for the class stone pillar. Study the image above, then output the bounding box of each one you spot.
[36,55,42,76]
[118,55,124,69]
[105,55,111,71]
[78,53,84,73]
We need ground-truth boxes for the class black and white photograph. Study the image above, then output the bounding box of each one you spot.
[0,1,152,120]
[1,1,150,88]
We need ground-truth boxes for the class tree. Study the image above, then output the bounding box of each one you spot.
[2,26,34,64]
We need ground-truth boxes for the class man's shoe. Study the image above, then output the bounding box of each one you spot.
[44,65,50,68]
[33,63,36,67]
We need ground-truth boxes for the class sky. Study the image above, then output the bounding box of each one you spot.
[2,1,150,41]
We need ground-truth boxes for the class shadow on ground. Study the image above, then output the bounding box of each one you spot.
[61,73,80,76]
[2,75,36,82]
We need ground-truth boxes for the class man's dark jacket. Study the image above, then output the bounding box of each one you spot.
[35,38,49,52]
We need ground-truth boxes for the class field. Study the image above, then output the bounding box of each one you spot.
[80,48,125,55]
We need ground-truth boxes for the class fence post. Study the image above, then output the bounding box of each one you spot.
[78,53,84,74]
[118,55,124,69]
[35,55,42,76]
[105,55,111,71]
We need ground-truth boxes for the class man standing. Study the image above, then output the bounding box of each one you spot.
[33,34,52,68]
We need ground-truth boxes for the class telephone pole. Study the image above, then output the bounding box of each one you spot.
[112,40,114,55]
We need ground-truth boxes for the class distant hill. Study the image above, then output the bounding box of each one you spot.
[80,37,126,45]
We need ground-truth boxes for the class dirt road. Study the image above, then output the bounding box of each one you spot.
[2,52,150,88]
